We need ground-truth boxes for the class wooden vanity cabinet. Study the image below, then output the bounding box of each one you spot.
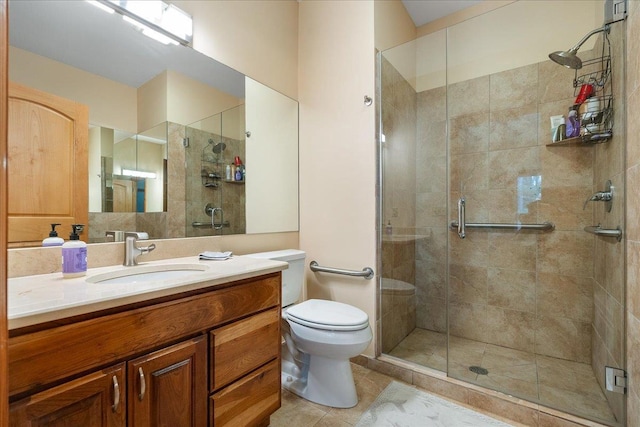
[8,273,282,427]
[127,337,207,426]
[9,363,126,427]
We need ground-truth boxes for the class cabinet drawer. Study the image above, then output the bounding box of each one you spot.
[210,307,280,391]
[210,359,280,427]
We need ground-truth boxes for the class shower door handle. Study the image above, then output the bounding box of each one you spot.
[457,197,466,239]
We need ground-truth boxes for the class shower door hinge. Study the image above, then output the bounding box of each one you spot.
[183,137,189,148]
[605,366,627,394]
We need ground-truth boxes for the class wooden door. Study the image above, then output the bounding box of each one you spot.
[128,337,207,427]
[112,179,136,212]
[7,82,88,247]
[9,364,126,427]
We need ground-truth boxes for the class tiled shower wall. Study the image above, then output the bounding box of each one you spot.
[184,126,246,237]
[590,23,626,422]
[399,51,620,366]
[441,59,595,364]
[380,57,417,352]
[626,0,640,424]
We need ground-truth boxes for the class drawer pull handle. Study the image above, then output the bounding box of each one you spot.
[138,367,146,401]
[112,375,120,412]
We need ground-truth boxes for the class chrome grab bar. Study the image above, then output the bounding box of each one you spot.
[584,225,622,241]
[192,221,230,228]
[457,197,466,239]
[449,221,555,231]
[309,261,374,280]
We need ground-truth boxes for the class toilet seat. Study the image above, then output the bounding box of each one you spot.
[285,299,369,331]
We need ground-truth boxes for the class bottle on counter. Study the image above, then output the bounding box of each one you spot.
[43,223,64,246]
[62,224,87,278]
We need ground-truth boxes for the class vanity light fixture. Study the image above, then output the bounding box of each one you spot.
[89,0,193,46]
[122,169,157,179]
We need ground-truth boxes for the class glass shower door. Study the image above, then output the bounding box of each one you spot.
[379,1,626,425]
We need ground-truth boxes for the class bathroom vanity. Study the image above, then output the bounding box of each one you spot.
[6,256,286,426]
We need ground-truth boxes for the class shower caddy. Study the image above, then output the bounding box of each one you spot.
[548,36,613,146]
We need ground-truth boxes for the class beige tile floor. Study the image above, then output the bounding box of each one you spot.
[269,362,518,427]
[388,328,617,423]
[269,363,395,427]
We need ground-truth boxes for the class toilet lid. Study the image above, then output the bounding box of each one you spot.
[285,299,370,331]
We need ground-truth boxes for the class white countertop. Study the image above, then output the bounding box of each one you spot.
[8,255,287,330]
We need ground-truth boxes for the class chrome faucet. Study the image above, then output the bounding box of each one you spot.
[583,180,613,212]
[123,232,156,266]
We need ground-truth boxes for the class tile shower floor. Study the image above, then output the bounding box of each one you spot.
[387,328,616,424]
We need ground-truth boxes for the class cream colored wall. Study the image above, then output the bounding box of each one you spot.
[9,47,137,132]
[166,70,243,130]
[391,1,605,93]
[374,0,416,51]
[137,70,243,132]
[137,72,167,132]
[175,0,298,100]
[299,0,377,356]
[445,1,601,86]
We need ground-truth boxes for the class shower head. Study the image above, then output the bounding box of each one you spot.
[212,142,226,154]
[549,49,582,69]
[548,24,610,70]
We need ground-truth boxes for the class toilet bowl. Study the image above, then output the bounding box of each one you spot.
[245,250,373,408]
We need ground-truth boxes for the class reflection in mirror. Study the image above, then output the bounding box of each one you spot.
[186,106,246,236]
[8,0,299,246]
[90,124,168,213]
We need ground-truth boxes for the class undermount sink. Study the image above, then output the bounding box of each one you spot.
[86,264,209,285]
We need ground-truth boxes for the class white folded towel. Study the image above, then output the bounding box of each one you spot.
[199,251,232,261]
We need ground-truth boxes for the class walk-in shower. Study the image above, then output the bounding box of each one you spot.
[378,1,626,426]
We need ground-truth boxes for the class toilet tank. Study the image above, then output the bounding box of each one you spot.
[245,249,306,307]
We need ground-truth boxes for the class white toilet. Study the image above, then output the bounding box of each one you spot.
[246,249,372,408]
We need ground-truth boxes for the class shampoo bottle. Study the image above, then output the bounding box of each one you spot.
[43,223,64,246]
[62,224,87,278]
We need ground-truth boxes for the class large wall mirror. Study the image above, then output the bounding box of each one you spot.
[8,0,298,246]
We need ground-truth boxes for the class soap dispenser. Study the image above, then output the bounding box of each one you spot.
[62,224,87,278]
[42,223,64,246]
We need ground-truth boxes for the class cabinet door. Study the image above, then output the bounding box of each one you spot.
[9,363,125,427]
[8,82,89,247]
[128,337,207,427]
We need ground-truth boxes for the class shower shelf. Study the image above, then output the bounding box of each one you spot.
[548,40,613,146]
[546,130,613,146]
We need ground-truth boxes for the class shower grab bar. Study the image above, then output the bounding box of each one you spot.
[584,225,622,241]
[449,221,555,232]
[457,197,466,239]
[191,221,230,228]
[309,261,374,280]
